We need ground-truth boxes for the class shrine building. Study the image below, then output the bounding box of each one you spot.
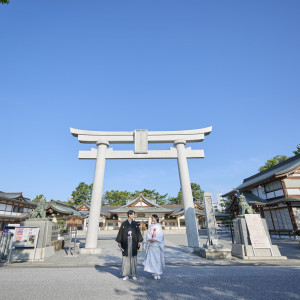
[0,191,37,233]
[223,154,300,237]
[77,193,227,231]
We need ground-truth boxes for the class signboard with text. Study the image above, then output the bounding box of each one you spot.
[14,227,39,248]
[245,215,271,249]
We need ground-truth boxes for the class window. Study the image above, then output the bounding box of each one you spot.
[265,181,282,192]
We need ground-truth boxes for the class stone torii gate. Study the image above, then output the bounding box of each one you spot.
[70,127,212,254]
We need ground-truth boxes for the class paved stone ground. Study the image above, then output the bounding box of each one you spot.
[47,229,300,266]
[2,230,300,267]
[1,230,299,299]
[0,265,299,300]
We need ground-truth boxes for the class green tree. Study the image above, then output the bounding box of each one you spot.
[130,189,168,205]
[168,196,181,205]
[259,155,289,172]
[180,183,204,203]
[68,182,93,206]
[168,183,204,205]
[103,190,131,206]
[219,197,232,212]
[293,144,300,155]
[1,0,9,4]
[32,194,46,204]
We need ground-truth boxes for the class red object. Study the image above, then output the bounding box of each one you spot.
[152,228,156,238]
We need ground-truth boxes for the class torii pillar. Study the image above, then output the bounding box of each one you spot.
[174,139,199,248]
[80,140,108,254]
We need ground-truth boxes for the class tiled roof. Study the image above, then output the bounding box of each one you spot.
[47,201,87,218]
[0,212,30,220]
[77,202,90,209]
[100,203,208,216]
[125,194,161,207]
[223,154,300,196]
[0,192,23,199]
[241,192,300,206]
[101,205,121,216]
[108,193,174,214]
[226,192,300,213]
[170,207,184,216]
[243,192,269,205]
[0,192,36,206]
[108,206,174,214]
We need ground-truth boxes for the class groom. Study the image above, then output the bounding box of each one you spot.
[116,210,143,280]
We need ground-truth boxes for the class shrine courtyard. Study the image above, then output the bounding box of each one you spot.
[0,230,299,300]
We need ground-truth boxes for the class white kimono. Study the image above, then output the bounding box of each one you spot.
[143,223,165,275]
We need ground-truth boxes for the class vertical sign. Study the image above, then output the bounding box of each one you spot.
[203,192,218,245]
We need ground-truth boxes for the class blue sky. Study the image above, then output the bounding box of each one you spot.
[1,1,299,203]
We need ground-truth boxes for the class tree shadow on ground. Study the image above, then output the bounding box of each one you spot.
[163,245,201,265]
[94,264,121,277]
[93,265,300,300]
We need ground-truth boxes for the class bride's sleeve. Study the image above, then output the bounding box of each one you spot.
[155,225,164,243]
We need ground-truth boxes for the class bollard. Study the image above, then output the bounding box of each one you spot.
[0,233,7,259]
[230,222,234,244]
[4,233,13,259]
[73,228,78,254]
[67,228,72,256]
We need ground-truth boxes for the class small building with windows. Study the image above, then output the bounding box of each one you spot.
[0,191,37,233]
[223,154,300,237]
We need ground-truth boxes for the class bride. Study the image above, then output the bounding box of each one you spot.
[143,214,165,280]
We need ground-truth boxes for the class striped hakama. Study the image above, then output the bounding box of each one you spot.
[122,236,137,277]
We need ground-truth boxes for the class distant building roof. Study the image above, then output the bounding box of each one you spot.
[0,192,36,207]
[77,203,90,210]
[108,193,174,214]
[47,201,87,218]
[101,205,121,217]
[168,205,185,216]
[75,194,232,219]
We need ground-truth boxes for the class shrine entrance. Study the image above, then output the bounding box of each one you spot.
[71,127,212,254]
